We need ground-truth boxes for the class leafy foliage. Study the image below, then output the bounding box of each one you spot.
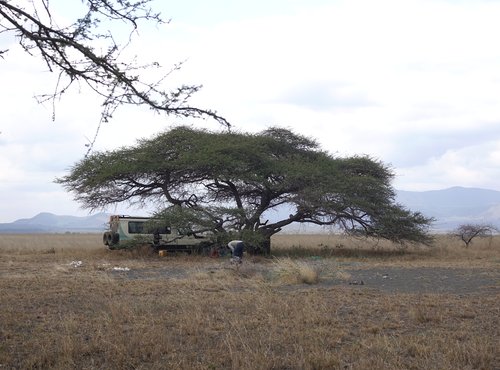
[0,0,228,151]
[109,235,154,250]
[57,126,434,250]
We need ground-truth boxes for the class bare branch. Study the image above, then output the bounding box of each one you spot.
[0,0,230,150]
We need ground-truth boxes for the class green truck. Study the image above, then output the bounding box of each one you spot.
[102,215,212,253]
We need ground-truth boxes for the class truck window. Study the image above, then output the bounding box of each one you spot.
[128,221,145,234]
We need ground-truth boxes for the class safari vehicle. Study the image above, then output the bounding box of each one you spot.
[102,215,213,253]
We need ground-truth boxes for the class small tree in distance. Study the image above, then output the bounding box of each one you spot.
[453,223,498,248]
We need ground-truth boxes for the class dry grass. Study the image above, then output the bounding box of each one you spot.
[0,233,498,369]
[0,233,103,253]
[272,257,319,285]
[272,233,500,268]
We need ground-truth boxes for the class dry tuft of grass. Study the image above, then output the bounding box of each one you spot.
[335,270,352,281]
[272,257,319,284]
[409,300,444,324]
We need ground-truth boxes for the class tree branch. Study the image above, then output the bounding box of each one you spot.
[0,0,230,153]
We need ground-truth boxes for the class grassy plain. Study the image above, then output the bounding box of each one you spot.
[0,233,498,369]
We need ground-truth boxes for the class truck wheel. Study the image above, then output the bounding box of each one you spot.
[111,232,119,245]
[103,232,110,246]
[104,232,118,249]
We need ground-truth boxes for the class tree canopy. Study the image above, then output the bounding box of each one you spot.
[0,0,228,151]
[57,126,434,251]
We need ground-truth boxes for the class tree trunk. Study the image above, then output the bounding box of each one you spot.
[261,236,271,255]
[245,232,272,255]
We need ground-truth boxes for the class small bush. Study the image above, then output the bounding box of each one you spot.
[111,235,154,250]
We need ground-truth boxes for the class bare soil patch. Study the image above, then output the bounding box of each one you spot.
[335,266,499,294]
[105,261,499,295]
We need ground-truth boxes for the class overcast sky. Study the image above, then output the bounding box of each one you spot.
[1,0,500,222]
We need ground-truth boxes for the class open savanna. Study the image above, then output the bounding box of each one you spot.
[0,233,498,369]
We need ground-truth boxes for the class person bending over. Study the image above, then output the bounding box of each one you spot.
[227,240,245,264]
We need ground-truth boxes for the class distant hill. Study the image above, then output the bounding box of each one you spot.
[269,186,500,233]
[1,187,499,233]
[395,187,500,231]
[0,212,110,233]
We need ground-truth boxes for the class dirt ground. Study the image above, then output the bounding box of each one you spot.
[1,235,499,369]
[108,260,499,295]
[341,266,499,294]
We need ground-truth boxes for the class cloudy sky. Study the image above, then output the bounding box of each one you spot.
[1,0,500,222]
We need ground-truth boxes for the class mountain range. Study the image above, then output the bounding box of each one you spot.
[0,187,499,233]
[0,212,110,233]
[396,186,500,230]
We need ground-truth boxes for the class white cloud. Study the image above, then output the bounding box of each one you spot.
[395,139,500,191]
[1,0,500,222]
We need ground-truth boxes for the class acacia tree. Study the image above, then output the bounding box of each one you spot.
[453,223,497,248]
[0,0,228,151]
[57,126,434,253]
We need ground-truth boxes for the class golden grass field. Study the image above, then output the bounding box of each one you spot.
[0,233,499,369]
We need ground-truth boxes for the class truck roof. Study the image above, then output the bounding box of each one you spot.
[110,215,152,220]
